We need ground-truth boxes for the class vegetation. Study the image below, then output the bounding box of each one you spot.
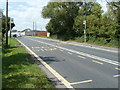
[1,16,15,37]
[2,38,54,88]
[42,1,120,47]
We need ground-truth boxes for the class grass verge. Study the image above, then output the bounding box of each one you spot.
[2,38,54,89]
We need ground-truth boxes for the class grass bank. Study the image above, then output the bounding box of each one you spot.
[2,38,54,89]
[73,36,119,48]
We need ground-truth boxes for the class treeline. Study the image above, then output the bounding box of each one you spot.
[42,1,120,47]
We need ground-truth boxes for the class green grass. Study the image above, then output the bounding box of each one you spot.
[2,38,55,88]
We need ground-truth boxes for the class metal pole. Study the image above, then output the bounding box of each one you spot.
[83,20,86,42]
[85,21,86,42]
[6,0,8,46]
[10,18,11,38]
[33,21,34,30]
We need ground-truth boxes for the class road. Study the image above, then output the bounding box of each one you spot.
[17,36,119,89]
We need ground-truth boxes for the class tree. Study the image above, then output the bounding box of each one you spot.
[2,16,15,37]
[106,1,120,24]
[74,2,103,38]
[42,2,83,40]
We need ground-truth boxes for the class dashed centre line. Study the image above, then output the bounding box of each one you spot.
[92,60,103,65]
[70,80,93,85]
[68,52,73,54]
[41,49,44,51]
[29,38,120,66]
[113,75,120,77]
[78,55,86,59]
[115,68,120,70]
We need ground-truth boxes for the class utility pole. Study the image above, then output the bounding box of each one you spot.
[35,21,37,30]
[10,18,11,38]
[33,21,34,31]
[6,0,8,46]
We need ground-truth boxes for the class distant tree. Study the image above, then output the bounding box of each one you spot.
[106,1,120,24]
[11,30,17,32]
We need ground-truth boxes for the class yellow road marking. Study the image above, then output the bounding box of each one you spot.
[92,60,103,65]
[50,49,53,50]
[78,55,86,59]
[70,80,93,85]
[16,38,73,88]
[113,75,120,77]
[52,48,56,50]
[68,52,72,54]
[115,68,120,70]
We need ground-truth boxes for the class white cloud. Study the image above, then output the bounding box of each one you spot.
[7,0,50,31]
[97,1,107,13]
[4,0,108,31]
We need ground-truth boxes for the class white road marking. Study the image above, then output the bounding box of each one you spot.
[70,80,93,85]
[16,38,74,89]
[92,60,103,65]
[41,49,44,51]
[78,55,86,59]
[115,68,120,70]
[113,75,120,77]
[50,49,53,50]
[32,36,117,53]
[68,52,72,54]
[44,49,48,51]
[69,43,118,53]
[29,38,120,66]
[54,48,57,50]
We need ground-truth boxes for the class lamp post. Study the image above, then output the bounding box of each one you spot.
[6,0,8,46]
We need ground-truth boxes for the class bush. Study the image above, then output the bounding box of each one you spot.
[74,36,84,42]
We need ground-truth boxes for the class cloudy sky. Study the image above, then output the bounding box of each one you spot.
[1,0,107,31]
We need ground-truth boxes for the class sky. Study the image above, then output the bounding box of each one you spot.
[1,0,108,31]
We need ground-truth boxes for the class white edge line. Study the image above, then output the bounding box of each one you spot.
[115,68,120,70]
[69,43,118,53]
[16,38,74,89]
[113,75,120,77]
[30,36,118,53]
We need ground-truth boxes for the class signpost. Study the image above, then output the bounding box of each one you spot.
[10,18,14,38]
[83,20,86,42]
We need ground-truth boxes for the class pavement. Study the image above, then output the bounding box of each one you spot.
[16,36,119,89]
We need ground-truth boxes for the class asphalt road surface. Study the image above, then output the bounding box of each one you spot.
[17,36,119,89]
